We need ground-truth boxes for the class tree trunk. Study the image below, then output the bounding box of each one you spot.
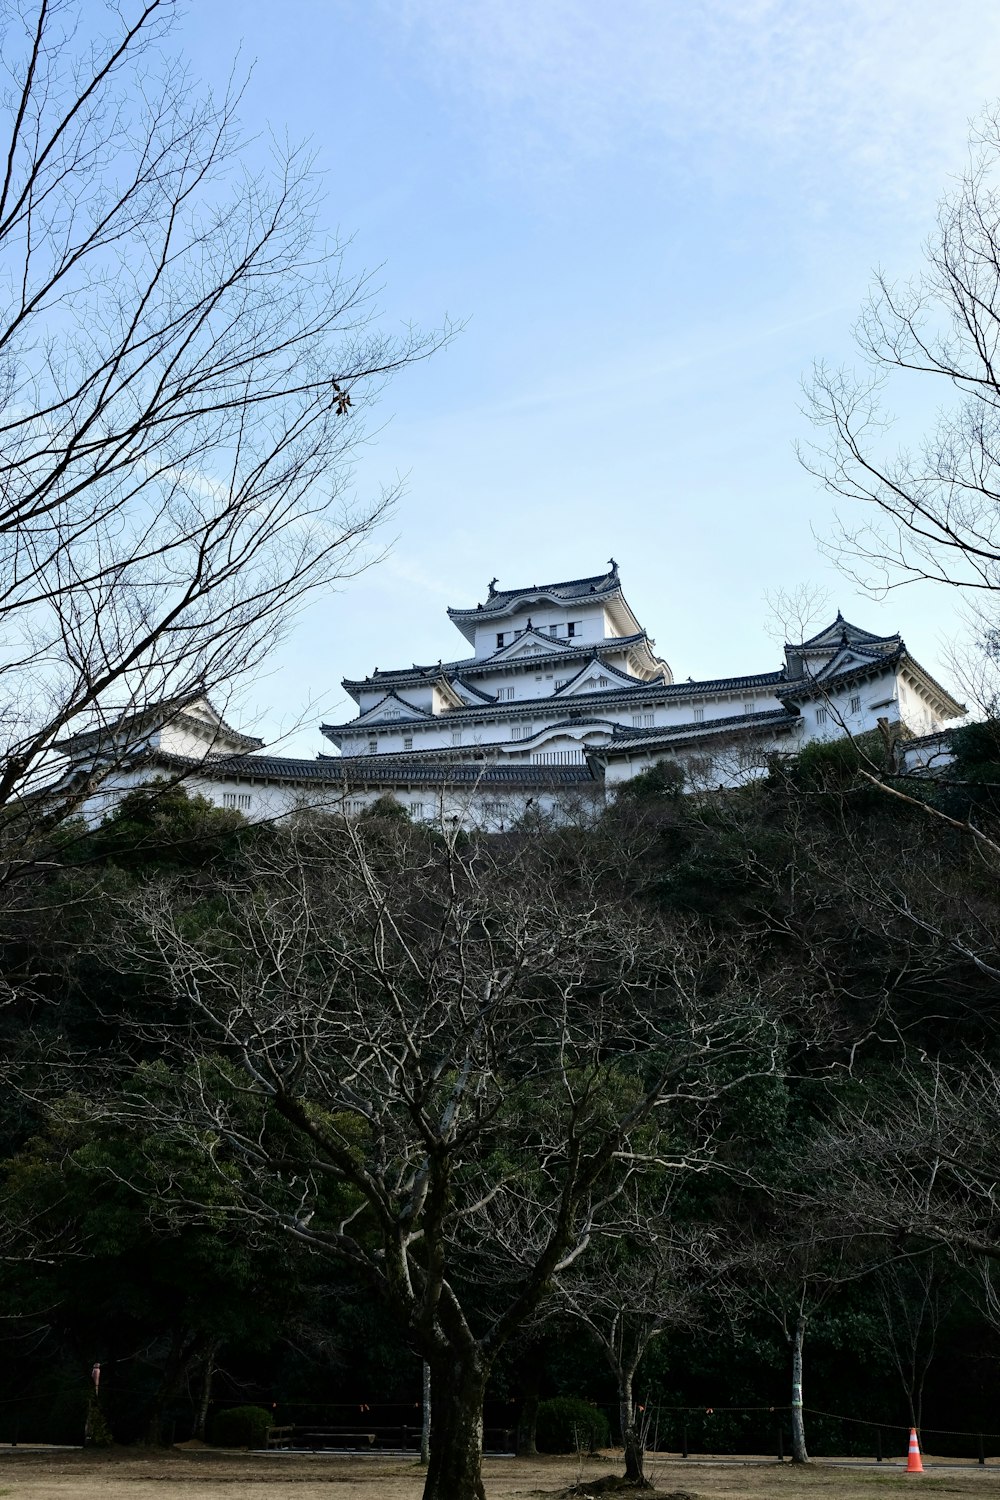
[790,1316,808,1465]
[144,1327,200,1446]
[619,1368,649,1486]
[516,1360,540,1458]
[194,1340,221,1443]
[420,1360,431,1467]
[421,1353,488,1500]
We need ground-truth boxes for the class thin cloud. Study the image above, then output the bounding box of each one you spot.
[386,1,1000,204]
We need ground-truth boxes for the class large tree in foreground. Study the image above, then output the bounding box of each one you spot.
[114,820,779,1500]
[0,0,438,856]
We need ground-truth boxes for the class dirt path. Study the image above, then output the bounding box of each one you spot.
[3,1448,1000,1499]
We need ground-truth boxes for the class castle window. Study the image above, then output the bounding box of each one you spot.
[496,632,504,648]
[511,723,533,740]
[597,676,609,687]
[411,801,425,820]
[549,625,558,636]
[403,736,413,752]
[555,679,569,690]
[452,730,463,747]
[222,792,252,810]
[850,695,861,714]
[498,686,514,701]
[368,738,377,754]
[816,707,828,726]
[744,701,755,714]
[693,707,704,723]
[632,714,654,728]
[567,621,581,637]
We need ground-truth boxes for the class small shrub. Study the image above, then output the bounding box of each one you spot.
[208,1404,272,1448]
[85,1395,113,1447]
[536,1396,610,1454]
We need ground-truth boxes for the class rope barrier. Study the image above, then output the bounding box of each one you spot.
[803,1407,1000,1440]
[645,1402,1000,1442]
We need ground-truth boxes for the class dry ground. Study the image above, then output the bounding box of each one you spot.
[2,1448,1000,1500]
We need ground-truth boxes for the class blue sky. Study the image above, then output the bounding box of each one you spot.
[176,1,1000,749]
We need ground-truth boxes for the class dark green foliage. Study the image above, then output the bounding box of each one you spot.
[535,1396,611,1453]
[5,738,1000,1455]
[614,759,685,803]
[941,720,1000,816]
[208,1404,272,1448]
[75,781,249,872]
[359,794,411,822]
[784,726,888,788]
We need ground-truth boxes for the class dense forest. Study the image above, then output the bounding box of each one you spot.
[4,723,1000,1496]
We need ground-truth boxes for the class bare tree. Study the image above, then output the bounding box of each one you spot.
[733,1214,865,1466]
[554,1199,708,1487]
[803,106,1000,677]
[105,820,779,1500]
[874,1250,957,1430]
[0,0,440,857]
[812,1055,1000,1264]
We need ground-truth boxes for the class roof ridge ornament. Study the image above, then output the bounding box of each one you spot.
[488,576,498,596]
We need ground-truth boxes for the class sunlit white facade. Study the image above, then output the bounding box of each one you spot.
[57,565,966,828]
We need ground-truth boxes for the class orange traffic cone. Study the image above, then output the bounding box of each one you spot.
[906,1428,924,1474]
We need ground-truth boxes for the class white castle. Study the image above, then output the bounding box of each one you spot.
[59,563,966,828]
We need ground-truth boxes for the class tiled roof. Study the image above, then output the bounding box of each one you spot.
[452,677,495,703]
[330,667,788,735]
[54,696,263,754]
[899,726,958,750]
[781,647,906,701]
[342,632,652,692]
[602,707,800,753]
[153,751,597,788]
[790,614,901,652]
[448,568,621,618]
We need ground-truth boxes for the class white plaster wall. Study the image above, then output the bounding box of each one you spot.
[895,673,945,737]
[472,599,610,658]
[898,734,955,774]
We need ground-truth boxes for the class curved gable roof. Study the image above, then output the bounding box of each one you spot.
[790,613,901,653]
